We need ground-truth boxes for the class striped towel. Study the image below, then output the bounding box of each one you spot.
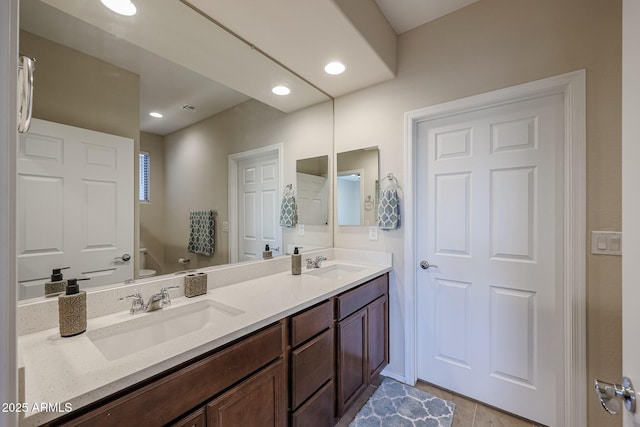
[187,210,215,256]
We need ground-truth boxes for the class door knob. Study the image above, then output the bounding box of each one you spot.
[420,260,437,270]
[114,253,131,262]
[594,376,636,415]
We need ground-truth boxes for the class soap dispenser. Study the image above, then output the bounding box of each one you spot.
[45,267,70,296]
[263,244,273,259]
[58,278,89,337]
[291,247,302,275]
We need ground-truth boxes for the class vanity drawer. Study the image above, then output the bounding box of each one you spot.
[290,328,334,409]
[291,380,334,427]
[290,299,333,347]
[169,407,206,427]
[336,274,388,320]
[60,322,283,427]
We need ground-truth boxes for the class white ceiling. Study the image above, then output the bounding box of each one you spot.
[22,0,479,135]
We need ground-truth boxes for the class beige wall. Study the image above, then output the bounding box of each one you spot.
[19,31,139,144]
[140,132,166,275]
[163,99,333,268]
[333,0,621,425]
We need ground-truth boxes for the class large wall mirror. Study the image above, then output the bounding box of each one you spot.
[17,0,333,300]
[336,147,379,226]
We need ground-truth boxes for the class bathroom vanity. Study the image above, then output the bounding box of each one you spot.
[17,250,391,427]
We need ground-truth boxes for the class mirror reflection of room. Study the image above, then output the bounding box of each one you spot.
[296,155,329,226]
[16,0,333,300]
[336,147,379,226]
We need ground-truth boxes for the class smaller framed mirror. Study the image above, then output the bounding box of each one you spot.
[296,155,329,225]
[336,147,379,226]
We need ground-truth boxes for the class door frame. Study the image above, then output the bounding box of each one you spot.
[228,143,283,263]
[403,70,586,426]
[622,1,640,425]
[0,0,18,424]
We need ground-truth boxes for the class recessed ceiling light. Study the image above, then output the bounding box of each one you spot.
[272,85,291,96]
[324,62,346,75]
[149,112,163,118]
[100,0,137,16]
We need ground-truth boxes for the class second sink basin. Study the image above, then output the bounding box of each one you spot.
[305,263,366,280]
[87,299,244,361]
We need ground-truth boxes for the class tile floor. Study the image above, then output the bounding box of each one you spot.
[336,377,546,427]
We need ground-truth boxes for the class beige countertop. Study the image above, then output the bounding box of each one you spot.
[18,251,391,426]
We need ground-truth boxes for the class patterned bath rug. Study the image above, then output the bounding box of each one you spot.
[349,378,456,427]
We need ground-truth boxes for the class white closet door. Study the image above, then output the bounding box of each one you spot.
[237,152,279,261]
[17,119,133,298]
[416,93,564,426]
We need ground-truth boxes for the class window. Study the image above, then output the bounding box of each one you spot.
[139,152,150,202]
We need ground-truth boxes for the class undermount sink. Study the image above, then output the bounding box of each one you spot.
[305,263,366,280]
[87,299,244,361]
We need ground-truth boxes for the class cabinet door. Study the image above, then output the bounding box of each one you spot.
[207,360,286,427]
[336,307,367,416]
[367,294,388,382]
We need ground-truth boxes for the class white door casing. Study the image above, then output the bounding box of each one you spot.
[404,70,586,427]
[228,143,283,263]
[416,93,563,425]
[17,119,134,298]
[622,1,640,425]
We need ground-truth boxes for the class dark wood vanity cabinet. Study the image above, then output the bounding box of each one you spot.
[45,273,388,427]
[335,274,389,417]
[52,322,286,427]
[288,300,335,427]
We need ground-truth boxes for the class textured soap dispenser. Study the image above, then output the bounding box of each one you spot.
[291,247,302,275]
[58,278,89,337]
[45,267,70,296]
[263,244,273,259]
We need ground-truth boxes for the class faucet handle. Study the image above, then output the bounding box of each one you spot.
[306,258,314,269]
[161,286,180,307]
[119,292,144,315]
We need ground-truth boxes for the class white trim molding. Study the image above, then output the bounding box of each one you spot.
[1,1,18,426]
[228,143,284,264]
[403,70,586,427]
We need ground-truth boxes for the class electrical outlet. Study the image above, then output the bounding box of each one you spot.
[298,224,304,236]
[369,226,378,241]
[222,221,229,232]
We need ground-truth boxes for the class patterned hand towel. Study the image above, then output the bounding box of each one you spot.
[378,175,400,230]
[280,185,298,228]
[187,210,215,256]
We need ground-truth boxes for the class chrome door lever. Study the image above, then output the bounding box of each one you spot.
[420,260,438,270]
[594,376,636,415]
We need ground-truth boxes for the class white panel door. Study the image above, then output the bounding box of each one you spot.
[416,94,563,425]
[622,1,640,425]
[17,119,134,298]
[237,152,279,261]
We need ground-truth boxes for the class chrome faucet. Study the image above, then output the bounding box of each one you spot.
[119,286,180,314]
[306,256,327,269]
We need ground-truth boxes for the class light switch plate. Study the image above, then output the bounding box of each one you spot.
[591,231,622,256]
[222,221,229,232]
